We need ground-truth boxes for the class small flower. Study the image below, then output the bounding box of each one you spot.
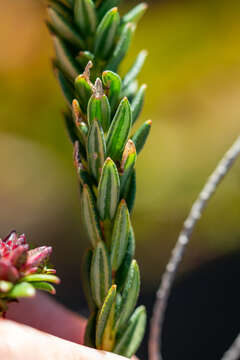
[0,231,59,316]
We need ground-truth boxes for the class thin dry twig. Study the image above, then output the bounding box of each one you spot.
[221,334,240,360]
[148,136,240,360]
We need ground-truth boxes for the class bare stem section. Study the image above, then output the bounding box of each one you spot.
[149,136,240,360]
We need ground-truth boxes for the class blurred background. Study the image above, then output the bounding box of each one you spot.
[0,0,240,359]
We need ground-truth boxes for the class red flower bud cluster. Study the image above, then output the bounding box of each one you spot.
[0,231,53,283]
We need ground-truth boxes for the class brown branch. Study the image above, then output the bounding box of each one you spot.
[148,136,240,360]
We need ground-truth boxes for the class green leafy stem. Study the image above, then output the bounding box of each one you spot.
[46,0,151,357]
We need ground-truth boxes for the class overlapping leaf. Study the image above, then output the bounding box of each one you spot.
[47,0,150,356]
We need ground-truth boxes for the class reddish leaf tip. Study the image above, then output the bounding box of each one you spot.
[120,199,127,206]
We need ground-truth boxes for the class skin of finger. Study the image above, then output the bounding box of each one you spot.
[7,293,86,344]
[0,320,131,360]
[6,295,139,360]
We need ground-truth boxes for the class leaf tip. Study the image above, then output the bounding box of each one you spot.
[120,199,127,207]
[94,78,104,98]
[105,157,113,163]
[141,49,148,57]
[50,287,56,295]
[83,183,88,191]
[122,97,130,106]
[54,276,61,285]
[142,2,149,10]
[128,139,136,151]
[72,99,80,122]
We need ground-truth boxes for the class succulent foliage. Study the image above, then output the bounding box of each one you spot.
[47,0,151,356]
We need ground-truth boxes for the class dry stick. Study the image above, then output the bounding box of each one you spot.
[148,136,240,360]
[221,333,240,360]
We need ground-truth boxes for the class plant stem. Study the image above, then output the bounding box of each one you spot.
[148,136,240,360]
[221,333,240,360]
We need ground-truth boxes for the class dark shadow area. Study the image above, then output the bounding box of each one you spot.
[137,249,240,360]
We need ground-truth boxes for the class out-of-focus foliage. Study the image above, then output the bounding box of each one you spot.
[0,0,240,291]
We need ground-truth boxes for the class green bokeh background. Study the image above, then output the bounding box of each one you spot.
[0,0,240,300]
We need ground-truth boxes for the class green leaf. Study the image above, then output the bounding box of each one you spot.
[21,274,60,284]
[116,260,140,329]
[48,7,85,48]
[115,226,135,289]
[47,1,72,20]
[63,110,79,144]
[90,241,112,308]
[131,84,147,124]
[55,68,75,107]
[87,120,106,181]
[84,311,97,348]
[102,70,122,113]
[82,249,96,312]
[75,74,93,113]
[76,51,95,70]
[87,79,111,132]
[82,184,103,247]
[113,306,146,358]
[106,23,135,72]
[73,133,88,168]
[97,158,120,220]
[132,119,152,154]
[55,0,73,9]
[76,120,88,145]
[31,282,56,295]
[76,162,93,188]
[79,167,93,188]
[72,98,83,122]
[95,285,117,349]
[97,0,121,21]
[114,292,122,322]
[106,97,132,161]
[62,0,73,8]
[74,141,91,185]
[78,121,89,138]
[122,169,136,213]
[7,282,36,298]
[123,80,138,100]
[110,200,130,271]
[0,281,13,293]
[52,36,80,80]
[64,115,87,162]
[100,296,116,352]
[94,7,120,60]
[74,0,97,35]
[122,51,147,91]
[120,140,137,196]
[121,2,148,25]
